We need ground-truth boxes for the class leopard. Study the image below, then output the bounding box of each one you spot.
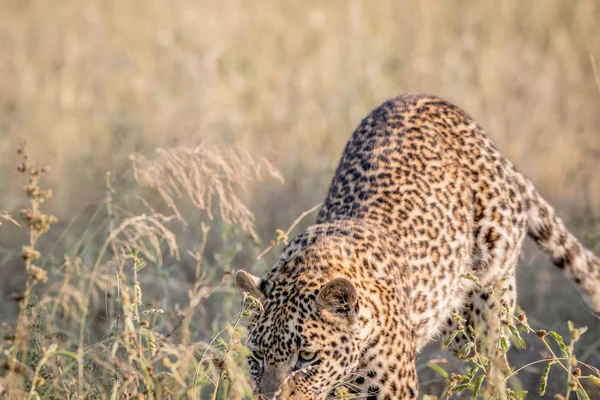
[235,93,600,399]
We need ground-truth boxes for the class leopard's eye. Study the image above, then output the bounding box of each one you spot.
[252,350,264,360]
[299,351,317,362]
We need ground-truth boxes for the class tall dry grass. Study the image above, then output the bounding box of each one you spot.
[1,0,599,219]
[0,142,284,399]
[0,0,599,398]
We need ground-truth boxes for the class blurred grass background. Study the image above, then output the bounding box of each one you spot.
[1,0,599,397]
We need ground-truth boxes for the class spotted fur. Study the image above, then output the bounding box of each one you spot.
[235,94,600,399]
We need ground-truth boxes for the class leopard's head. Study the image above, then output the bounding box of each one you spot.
[235,267,363,400]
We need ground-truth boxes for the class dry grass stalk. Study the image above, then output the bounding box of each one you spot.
[0,211,21,227]
[108,213,180,263]
[130,144,283,240]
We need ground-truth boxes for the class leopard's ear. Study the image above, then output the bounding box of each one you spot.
[316,277,359,323]
[235,270,264,301]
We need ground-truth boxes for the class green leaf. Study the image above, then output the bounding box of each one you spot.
[466,365,479,381]
[458,342,475,359]
[548,331,569,359]
[459,272,479,284]
[576,388,590,400]
[135,260,148,272]
[506,389,528,399]
[427,362,449,379]
[442,330,459,349]
[215,372,231,400]
[539,363,551,396]
[508,324,526,349]
[472,374,484,399]
[54,350,79,360]
[452,383,474,392]
[499,336,509,353]
[26,294,38,309]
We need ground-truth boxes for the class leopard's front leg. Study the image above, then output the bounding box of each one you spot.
[346,331,418,400]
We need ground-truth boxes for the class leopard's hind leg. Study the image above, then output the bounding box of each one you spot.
[441,174,528,360]
[441,272,517,359]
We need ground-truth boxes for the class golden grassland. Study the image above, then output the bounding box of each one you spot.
[0,0,599,398]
